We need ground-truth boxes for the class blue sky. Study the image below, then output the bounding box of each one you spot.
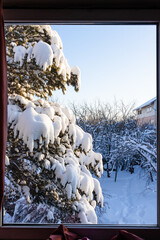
[52,25,156,108]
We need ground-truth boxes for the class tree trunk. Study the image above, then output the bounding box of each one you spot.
[114,166,118,182]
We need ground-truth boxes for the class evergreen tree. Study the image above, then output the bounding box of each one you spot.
[4,25,103,224]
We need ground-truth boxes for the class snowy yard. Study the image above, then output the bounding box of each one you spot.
[96,166,157,225]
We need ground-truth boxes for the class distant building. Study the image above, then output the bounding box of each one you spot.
[134,97,156,125]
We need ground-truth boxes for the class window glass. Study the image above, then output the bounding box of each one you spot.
[4,24,157,225]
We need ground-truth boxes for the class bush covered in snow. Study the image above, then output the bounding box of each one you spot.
[72,101,157,182]
[4,25,103,224]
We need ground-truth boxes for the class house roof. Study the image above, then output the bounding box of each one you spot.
[134,97,156,110]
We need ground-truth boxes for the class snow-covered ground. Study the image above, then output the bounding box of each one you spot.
[96,166,157,225]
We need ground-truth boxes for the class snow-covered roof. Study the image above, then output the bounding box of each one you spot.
[134,97,156,110]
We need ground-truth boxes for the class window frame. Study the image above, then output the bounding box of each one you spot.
[138,109,142,115]
[0,7,160,240]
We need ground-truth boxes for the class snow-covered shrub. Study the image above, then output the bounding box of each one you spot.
[4,25,103,224]
[72,101,157,182]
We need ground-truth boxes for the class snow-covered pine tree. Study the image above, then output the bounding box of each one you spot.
[4,25,103,224]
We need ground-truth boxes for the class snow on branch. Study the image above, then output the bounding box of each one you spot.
[6,25,81,98]
[6,95,104,224]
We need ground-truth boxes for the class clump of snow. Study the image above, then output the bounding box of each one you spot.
[43,107,55,120]
[69,124,93,153]
[35,106,55,120]
[26,102,36,109]
[71,66,80,76]
[51,158,66,181]
[13,45,26,66]
[34,152,45,161]
[15,95,29,106]
[62,164,80,199]
[51,44,71,81]
[74,197,97,224]
[32,41,53,71]
[51,30,63,49]
[53,116,62,138]
[79,166,94,201]
[11,42,16,47]
[81,133,93,153]
[65,184,72,200]
[44,159,51,170]
[62,107,75,124]
[93,178,103,207]
[14,107,54,152]
[64,150,79,166]
[60,113,69,133]
[47,209,54,221]
[26,46,33,63]
[79,151,103,177]
[5,156,10,166]
[39,25,63,49]
[71,66,81,89]
[8,104,22,128]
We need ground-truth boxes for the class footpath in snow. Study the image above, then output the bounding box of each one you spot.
[96,166,157,225]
